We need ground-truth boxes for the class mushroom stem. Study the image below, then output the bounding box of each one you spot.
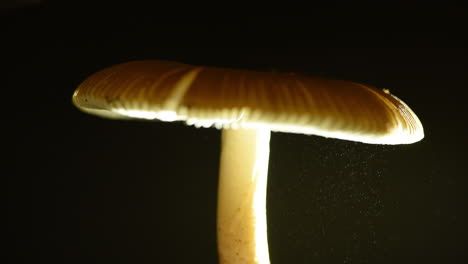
[217,128,271,264]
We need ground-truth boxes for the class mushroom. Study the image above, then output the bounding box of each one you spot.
[72,60,424,264]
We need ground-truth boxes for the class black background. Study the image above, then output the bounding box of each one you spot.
[9,4,467,264]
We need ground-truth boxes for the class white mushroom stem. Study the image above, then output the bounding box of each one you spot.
[217,128,271,264]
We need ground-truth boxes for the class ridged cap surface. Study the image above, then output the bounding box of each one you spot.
[72,60,424,144]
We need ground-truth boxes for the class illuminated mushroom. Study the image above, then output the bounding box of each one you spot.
[72,60,424,264]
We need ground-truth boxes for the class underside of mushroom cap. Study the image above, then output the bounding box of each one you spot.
[72,60,424,145]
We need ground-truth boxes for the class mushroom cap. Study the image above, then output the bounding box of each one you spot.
[72,60,424,144]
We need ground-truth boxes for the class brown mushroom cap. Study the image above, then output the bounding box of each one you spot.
[72,60,424,144]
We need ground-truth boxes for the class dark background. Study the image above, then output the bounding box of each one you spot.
[9,4,467,264]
